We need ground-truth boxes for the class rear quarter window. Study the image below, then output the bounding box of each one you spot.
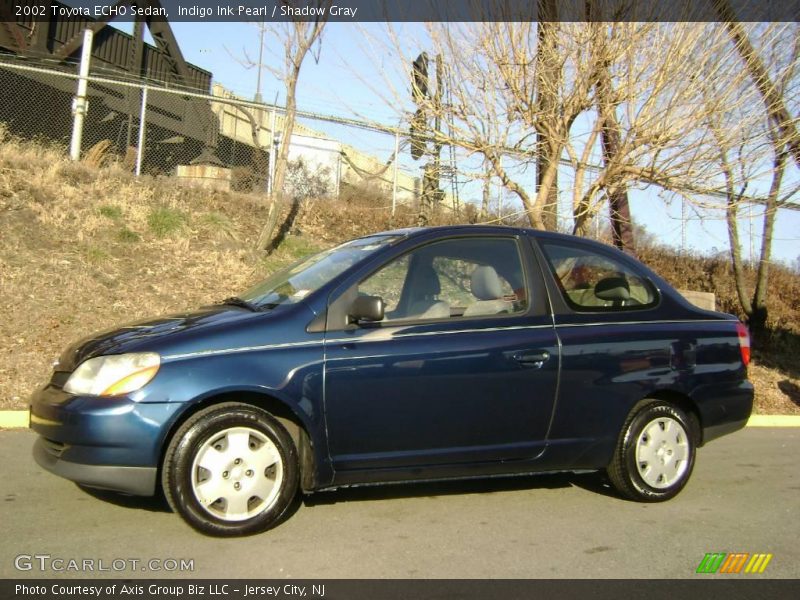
[541,242,658,312]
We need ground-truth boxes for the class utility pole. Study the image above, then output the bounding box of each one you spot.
[432,53,443,208]
[392,131,399,215]
[135,86,148,176]
[681,196,687,254]
[267,93,278,196]
[420,53,444,220]
[255,22,265,103]
[481,171,490,219]
[69,29,94,161]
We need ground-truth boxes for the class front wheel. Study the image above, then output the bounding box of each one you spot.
[162,402,299,536]
[607,400,696,502]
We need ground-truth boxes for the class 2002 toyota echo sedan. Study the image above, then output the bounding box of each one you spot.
[30,226,753,536]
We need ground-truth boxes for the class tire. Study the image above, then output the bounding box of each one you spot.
[607,400,696,502]
[162,402,299,536]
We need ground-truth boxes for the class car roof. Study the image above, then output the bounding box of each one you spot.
[374,225,658,273]
[377,224,617,248]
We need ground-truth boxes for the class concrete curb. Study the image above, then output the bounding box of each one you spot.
[0,410,799,429]
[0,411,29,428]
[745,414,800,427]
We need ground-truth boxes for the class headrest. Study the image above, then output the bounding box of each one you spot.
[594,276,631,302]
[416,264,441,297]
[471,265,503,301]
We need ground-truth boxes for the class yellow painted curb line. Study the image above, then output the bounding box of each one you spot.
[746,414,800,427]
[0,411,29,428]
[1,410,798,429]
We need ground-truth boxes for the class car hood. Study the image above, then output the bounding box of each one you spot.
[56,305,261,371]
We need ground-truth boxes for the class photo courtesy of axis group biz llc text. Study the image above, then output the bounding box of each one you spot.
[15,583,326,597]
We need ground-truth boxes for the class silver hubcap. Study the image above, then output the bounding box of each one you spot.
[191,426,283,522]
[635,417,690,489]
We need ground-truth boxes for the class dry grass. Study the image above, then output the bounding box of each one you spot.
[0,126,313,408]
[748,362,800,415]
[0,125,798,414]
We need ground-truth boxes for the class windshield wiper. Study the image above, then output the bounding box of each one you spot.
[220,297,283,312]
[220,297,259,311]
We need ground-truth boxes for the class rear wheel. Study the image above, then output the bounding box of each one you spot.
[607,400,696,502]
[162,402,299,536]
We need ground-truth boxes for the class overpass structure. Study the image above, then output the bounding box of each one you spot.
[0,0,225,168]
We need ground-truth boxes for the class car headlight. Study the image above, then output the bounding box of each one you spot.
[64,353,161,396]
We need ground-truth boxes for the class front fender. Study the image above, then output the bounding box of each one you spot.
[139,344,329,486]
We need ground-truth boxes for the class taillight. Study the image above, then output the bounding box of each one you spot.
[736,322,751,367]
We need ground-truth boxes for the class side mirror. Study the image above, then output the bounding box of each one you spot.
[348,295,385,324]
[594,276,631,302]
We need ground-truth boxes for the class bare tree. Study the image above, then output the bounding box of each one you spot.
[403,22,729,238]
[698,22,800,334]
[713,0,800,170]
[715,126,793,335]
[562,22,793,256]
[252,2,328,251]
[426,21,599,229]
[584,15,635,254]
[535,0,561,230]
[360,16,797,293]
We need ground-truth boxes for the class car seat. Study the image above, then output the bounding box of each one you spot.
[405,264,450,319]
[463,265,512,317]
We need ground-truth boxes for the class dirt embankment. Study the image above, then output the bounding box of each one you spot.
[0,128,797,412]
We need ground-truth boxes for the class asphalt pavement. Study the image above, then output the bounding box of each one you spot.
[1,427,797,579]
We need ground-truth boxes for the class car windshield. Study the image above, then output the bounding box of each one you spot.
[238,234,403,309]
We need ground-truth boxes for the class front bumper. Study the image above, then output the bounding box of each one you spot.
[33,437,157,495]
[29,383,185,496]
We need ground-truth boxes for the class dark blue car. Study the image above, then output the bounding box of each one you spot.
[30,226,753,536]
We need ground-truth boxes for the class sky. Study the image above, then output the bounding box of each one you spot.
[126,21,799,266]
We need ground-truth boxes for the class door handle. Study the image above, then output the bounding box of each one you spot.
[513,351,551,368]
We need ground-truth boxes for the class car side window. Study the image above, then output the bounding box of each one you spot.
[357,255,410,314]
[541,242,657,311]
[358,237,528,323]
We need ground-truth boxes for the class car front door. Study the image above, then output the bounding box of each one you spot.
[322,234,559,479]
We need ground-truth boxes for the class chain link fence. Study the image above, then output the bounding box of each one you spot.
[0,53,571,233]
[0,55,431,210]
